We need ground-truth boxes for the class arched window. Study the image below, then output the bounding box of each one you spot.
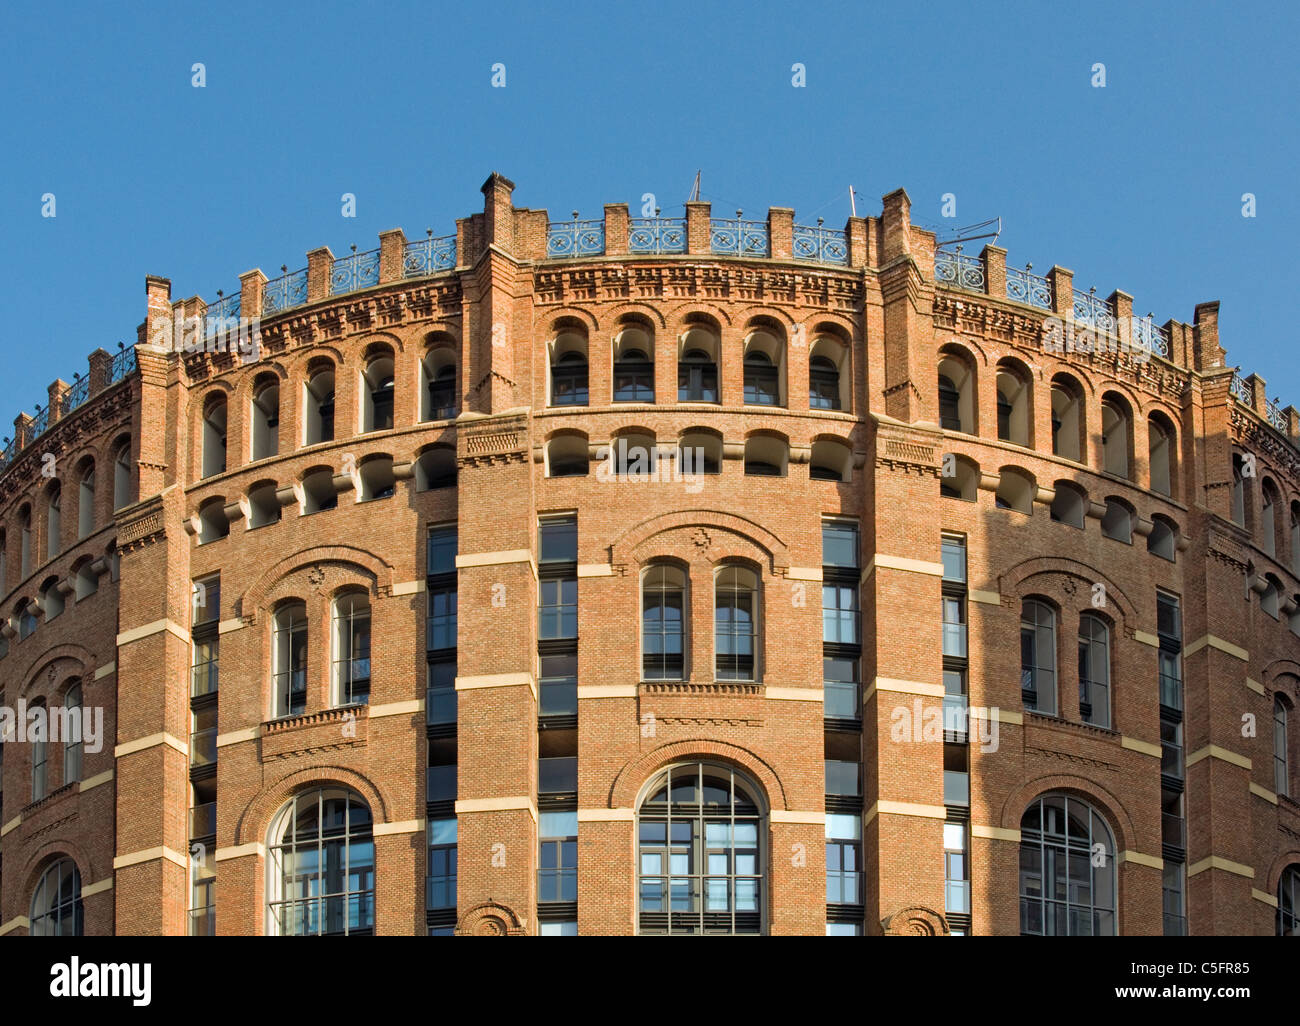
[1050,375,1084,461]
[1230,453,1247,527]
[272,602,308,717]
[1148,415,1174,496]
[678,348,718,403]
[197,498,230,544]
[995,362,1031,446]
[809,334,847,411]
[1050,482,1086,529]
[1078,615,1110,728]
[550,351,589,407]
[356,456,396,502]
[333,593,371,706]
[63,681,83,784]
[78,463,95,539]
[1147,516,1177,561]
[247,481,281,529]
[113,441,133,510]
[46,482,61,560]
[743,352,779,406]
[30,858,82,936]
[1101,498,1133,543]
[17,598,38,640]
[937,352,974,433]
[1262,575,1281,619]
[31,697,48,799]
[613,334,654,402]
[1101,394,1132,479]
[1021,599,1056,715]
[1274,696,1289,798]
[201,395,227,478]
[743,435,787,477]
[642,565,685,680]
[545,435,588,478]
[415,447,458,489]
[302,467,338,514]
[1278,865,1300,936]
[361,354,395,432]
[1019,795,1115,935]
[940,454,978,502]
[422,348,458,421]
[678,431,722,475]
[251,378,280,461]
[41,577,64,621]
[715,566,758,681]
[810,439,852,482]
[1261,480,1278,557]
[304,367,335,444]
[636,762,764,935]
[1291,503,1300,575]
[267,787,374,936]
[19,505,31,579]
[996,467,1035,513]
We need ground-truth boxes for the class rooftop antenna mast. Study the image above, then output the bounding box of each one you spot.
[849,186,857,218]
[689,170,701,203]
[934,216,1002,249]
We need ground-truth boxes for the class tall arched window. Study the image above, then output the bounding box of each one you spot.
[201,395,227,478]
[1020,794,1116,935]
[1231,453,1247,526]
[30,858,82,936]
[19,505,31,579]
[1148,415,1174,496]
[1078,615,1110,728]
[743,351,779,406]
[1278,865,1300,936]
[332,593,371,706]
[995,362,1031,446]
[613,342,654,403]
[637,762,765,935]
[1101,395,1132,479]
[1274,696,1289,798]
[1021,599,1056,715]
[362,354,395,432]
[678,348,718,403]
[78,463,95,539]
[63,681,83,784]
[267,787,375,936]
[715,566,758,681]
[113,441,133,510]
[1261,480,1278,557]
[1050,375,1084,461]
[31,697,48,800]
[551,351,589,407]
[251,377,280,461]
[304,367,335,444]
[937,352,974,433]
[426,363,457,420]
[642,565,685,680]
[272,602,308,717]
[46,482,61,560]
[809,355,840,410]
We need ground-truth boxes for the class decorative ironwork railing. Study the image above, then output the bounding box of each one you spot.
[934,248,984,290]
[58,376,90,417]
[330,247,380,296]
[204,290,242,338]
[262,266,308,315]
[710,217,769,257]
[29,406,49,438]
[1131,316,1170,358]
[1072,289,1117,335]
[1229,373,1253,405]
[628,217,686,255]
[547,216,605,257]
[403,233,457,277]
[0,437,16,468]
[1006,265,1052,309]
[792,221,848,265]
[109,345,137,383]
[1267,398,1288,432]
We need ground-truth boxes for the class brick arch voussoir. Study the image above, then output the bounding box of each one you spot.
[1000,555,1134,628]
[235,765,390,847]
[240,544,395,618]
[605,302,667,332]
[22,838,98,901]
[1000,773,1138,854]
[16,646,94,702]
[1263,660,1300,702]
[541,306,600,336]
[1264,849,1300,894]
[611,509,790,576]
[609,740,788,812]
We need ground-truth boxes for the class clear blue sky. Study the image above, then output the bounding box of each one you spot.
[1,0,1296,428]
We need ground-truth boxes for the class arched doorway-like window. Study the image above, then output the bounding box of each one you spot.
[30,858,82,936]
[1019,794,1115,936]
[637,762,765,935]
[1278,865,1300,936]
[267,787,375,936]
[642,564,685,681]
[715,565,758,680]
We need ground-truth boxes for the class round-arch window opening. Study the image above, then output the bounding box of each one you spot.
[267,787,375,935]
[637,761,764,935]
[30,857,82,936]
[1019,794,1115,935]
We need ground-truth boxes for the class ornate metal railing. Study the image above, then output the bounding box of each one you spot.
[58,376,90,417]
[29,405,49,438]
[628,217,686,255]
[403,233,457,277]
[710,217,769,257]
[1072,289,1117,335]
[330,247,380,296]
[1006,265,1053,309]
[1229,373,1253,405]
[547,216,605,257]
[204,290,242,338]
[262,266,308,315]
[0,437,16,469]
[1267,398,1288,432]
[1131,316,1170,358]
[934,248,984,290]
[792,221,848,265]
[109,345,137,384]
